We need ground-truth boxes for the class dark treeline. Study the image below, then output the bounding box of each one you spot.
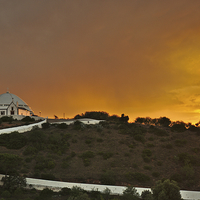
[74,111,129,123]
[74,111,200,131]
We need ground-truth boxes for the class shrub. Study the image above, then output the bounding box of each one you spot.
[80,151,95,167]
[1,190,11,198]
[42,122,50,129]
[59,187,71,196]
[146,143,155,148]
[73,120,84,130]
[174,139,187,147]
[170,173,183,183]
[34,158,56,171]
[1,116,13,122]
[141,190,153,200]
[191,147,200,153]
[0,132,27,149]
[21,116,35,122]
[122,186,140,200]
[148,137,154,141]
[80,151,95,159]
[142,149,152,162]
[39,188,54,199]
[72,138,77,143]
[162,143,173,149]
[144,165,152,170]
[157,161,163,166]
[57,123,68,129]
[23,146,38,155]
[134,134,145,143]
[126,172,150,183]
[96,138,104,142]
[142,149,152,157]
[98,151,113,160]
[61,160,70,169]
[177,153,198,165]
[41,173,56,180]
[152,179,182,200]
[171,123,186,132]
[152,172,160,178]
[85,139,92,145]
[100,170,117,185]
[28,130,46,144]
[62,133,72,141]
[152,128,168,136]
[2,175,27,192]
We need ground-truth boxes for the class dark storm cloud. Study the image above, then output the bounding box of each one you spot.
[1,0,200,122]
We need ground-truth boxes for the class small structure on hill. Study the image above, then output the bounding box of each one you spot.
[0,91,33,117]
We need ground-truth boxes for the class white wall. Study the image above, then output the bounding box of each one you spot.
[0,174,199,199]
[0,119,47,135]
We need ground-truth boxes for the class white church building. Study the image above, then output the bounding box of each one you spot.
[0,91,34,117]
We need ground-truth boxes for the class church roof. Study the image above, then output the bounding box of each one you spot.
[0,92,32,112]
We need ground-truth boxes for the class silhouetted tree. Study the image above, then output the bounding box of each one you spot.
[120,114,129,123]
[171,121,186,132]
[157,117,171,127]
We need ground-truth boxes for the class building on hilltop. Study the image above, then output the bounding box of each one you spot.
[0,91,33,117]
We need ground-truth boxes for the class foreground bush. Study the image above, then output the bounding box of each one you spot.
[152,179,182,200]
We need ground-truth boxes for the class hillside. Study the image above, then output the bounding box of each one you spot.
[0,118,200,191]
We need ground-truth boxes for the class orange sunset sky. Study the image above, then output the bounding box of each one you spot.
[1,0,200,123]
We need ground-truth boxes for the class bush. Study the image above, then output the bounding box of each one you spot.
[146,143,155,148]
[152,172,160,178]
[96,138,104,142]
[141,190,153,200]
[0,132,27,149]
[134,134,145,143]
[28,130,46,144]
[142,149,152,162]
[34,158,56,171]
[21,116,35,122]
[41,173,56,180]
[80,151,95,167]
[0,116,13,122]
[152,128,168,136]
[100,170,117,185]
[144,165,152,171]
[57,123,68,129]
[42,123,50,129]
[23,146,38,155]
[177,152,198,165]
[152,179,182,200]
[171,122,186,132]
[98,151,113,160]
[122,186,140,200]
[1,190,11,198]
[2,175,27,192]
[126,172,150,183]
[59,187,71,196]
[174,139,187,147]
[162,143,173,149]
[39,188,54,199]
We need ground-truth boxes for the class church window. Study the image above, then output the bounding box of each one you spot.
[1,111,5,115]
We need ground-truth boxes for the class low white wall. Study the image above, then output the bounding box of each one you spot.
[0,174,199,199]
[0,119,47,134]
[51,118,104,125]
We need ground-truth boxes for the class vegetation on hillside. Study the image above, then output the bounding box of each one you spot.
[0,111,200,199]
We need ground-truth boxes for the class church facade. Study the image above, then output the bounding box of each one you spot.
[0,91,33,117]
